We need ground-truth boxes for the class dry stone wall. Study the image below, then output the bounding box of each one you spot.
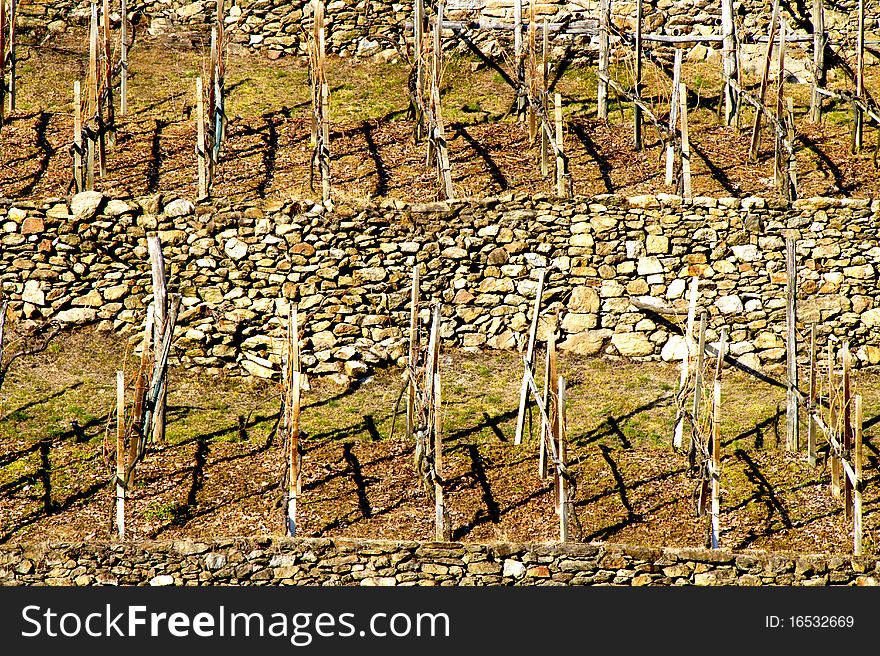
[1,192,879,383]
[2,536,878,585]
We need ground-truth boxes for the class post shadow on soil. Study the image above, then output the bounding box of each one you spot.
[9,111,53,197]
[570,393,672,447]
[171,436,209,525]
[570,121,613,193]
[361,120,390,198]
[688,138,740,196]
[797,132,851,195]
[450,122,508,192]
[731,447,793,531]
[342,442,372,519]
[146,118,168,193]
[722,404,783,450]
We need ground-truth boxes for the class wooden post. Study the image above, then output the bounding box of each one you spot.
[102,0,115,147]
[774,15,786,193]
[673,277,698,449]
[711,328,726,549]
[810,0,824,123]
[430,304,445,541]
[748,0,780,162]
[540,19,548,177]
[148,235,168,445]
[115,370,125,539]
[321,82,331,202]
[406,266,419,441]
[665,49,682,186]
[413,0,425,140]
[527,0,536,141]
[842,341,853,520]
[515,269,546,445]
[554,92,565,196]
[121,0,128,116]
[597,0,609,119]
[679,82,692,200]
[88,1,98,188]
[196,76,207,199]
[286,307,301,537]
[807,323,817,466]
[0,0,6,125]
[854,0,865,152]
[829,342,841,499]
[721,0,737,126]
[557,374,568,542]
[539,324,557,479]
[6,0,14,114]
[514,0,523,121]
[853,394,863,555]
[74,81,83,193]
[634,0,643,150]
[689,312,707,461]
[785,238,798,452]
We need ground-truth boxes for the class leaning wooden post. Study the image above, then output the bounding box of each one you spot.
[679,82,692,200]
[665,49,682,186]
[6,0,15,114]
[673,277,698,449]
[853,394,863,555]
[807,323,817,466]
[634,0,643,150]
[748,0,780,162]
[710,327,727,549]
[148,235,168,445]
[721,0,737,126]
[196,76,207,199]
[809,0,824,123]
[854,0,865,152]
[406,266,420,441]
[774,15,786,194]
[514,0,524,122]
[73,81,84,193]
[514,268,546,445]
[597,0,609,119]
[120,0,128,116]
[539,323,557,479]
[557,374,568,542]
[785,238,798,452]
[115,370,125,539]
[842,341,853,520]
[554,92,566,196]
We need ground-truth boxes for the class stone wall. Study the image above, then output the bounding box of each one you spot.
[1,191,879,383]
[17,0,880,66]
[1,537,877,585]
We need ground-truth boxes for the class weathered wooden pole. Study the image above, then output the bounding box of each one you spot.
[807,323,817,466]
[515,268,546,445]
[711,327,726,549]
[842,341,853,519]
[721,0,737,126]
[102,0,115,147]
[120,0,128,116]
[665,49,682,186]
[809,0,824,123]
[514,0,524,121]
[853,394,863,555]
[6,0,15,114]
[689,312,707,463]
[406,266,419,441]
[749,0,780,162]
[540,19,548,176]
[0,0,6,125]
[148,235,168,445]
[413,0,425,140]
[527,0,536,141]
[115,369,125,539]
[829,341,841,499]
[774,15,787,194]
[557,374,568,542]
[196,76,207,199]
[854,0,865,152]
[597,0,610,119]
[539,323,557,479]
[634,0,643,149]
[679,82,692,200]
[74,81,84,193]
[88,1,98,187]
[429,304,445,541]
[286,306,302,537]
[321,82,330,202]
[673,277,698,449]
[554,92,566,196]
[785,238,798,452]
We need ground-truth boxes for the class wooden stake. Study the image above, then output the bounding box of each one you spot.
[855,0,865,152]
[413,0,425,140]
[196,76,207,199]
[102,0,115,147]
[597,0,609,119]
[807,323,817,466]
[711,328,726,549]
[540,19,548,176]
[854,394,863,555]
[557,374,568,542]
[514,0,523,121]
[539,323,557,480]
[749,0,780,162]
[634,0,643,149]
[515,269,546,445]
[679,82,692,200]
[674,277,699,449]
[785,238,798,452]
[810,0,824,123]
[829,342,841,499]
[843,341,853,519]
[665,49,682,186]
[429,304,445,541]
[115,370,125,539]
[6,0,14,114]
[321,82,331,202]
[0,0,6,126]
[721,0,737,125]
[690,312,707,460]
[432,80,454,200]
[286,307,302,536]
[148,235,168,445]
[527,0,536,141]
[774,15,787,193]
[121,0,128,116]
[406,266,419,441]
[74,81,83,193]
[554,92,565,196]
[88,1,98,186]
